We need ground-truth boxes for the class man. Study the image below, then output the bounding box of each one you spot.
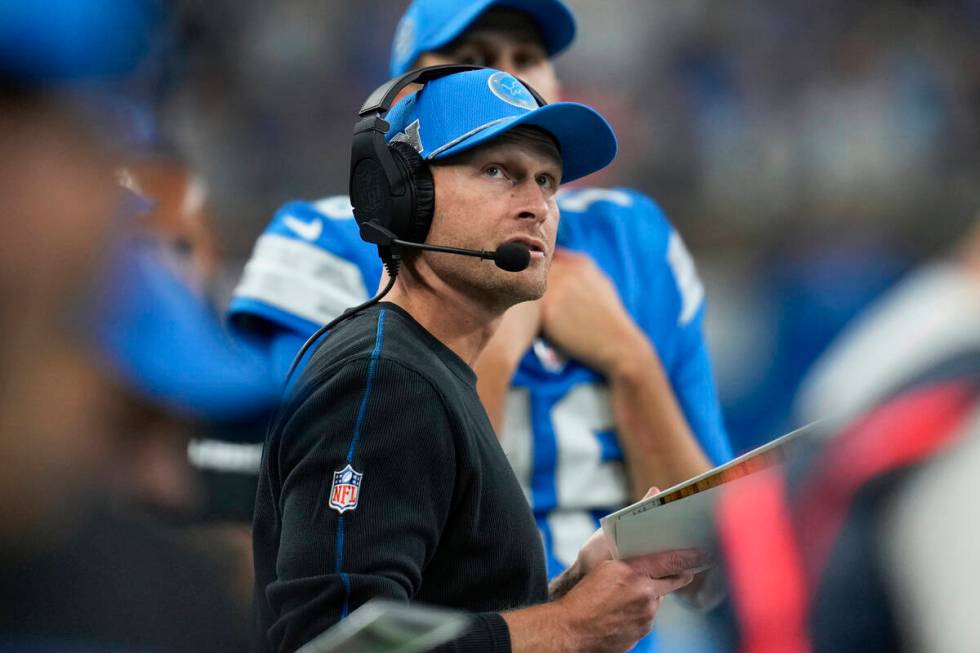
[252,68,708,653]
[118,142,279,607]
[120,149,220,294]
[716,216,980,653]
[232,1,731,609]
[0,2,249,650]
[716,349,980,653]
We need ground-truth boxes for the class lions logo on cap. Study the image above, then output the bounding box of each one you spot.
[390,119,424,154]
[488,72,538,110]
[329,464,363,513]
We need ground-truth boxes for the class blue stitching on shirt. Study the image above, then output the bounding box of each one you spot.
[347,308,386,463]
[337,309,386,619]
[337,517,351,618]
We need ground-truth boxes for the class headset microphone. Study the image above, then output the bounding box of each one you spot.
[358,219,532,272]
[488,242,531,272]
[389,239,531,272]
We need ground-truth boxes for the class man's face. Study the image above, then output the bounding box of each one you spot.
[422,137,562,309]
[120,158,219,292]
[417,27,560,103]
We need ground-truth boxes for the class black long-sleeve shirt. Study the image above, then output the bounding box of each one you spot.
[253,302,548,653]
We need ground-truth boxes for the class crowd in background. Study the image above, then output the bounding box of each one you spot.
[164,0,979,451]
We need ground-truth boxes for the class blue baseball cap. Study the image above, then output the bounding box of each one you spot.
[0,0,162,83]
[90,229,281,422]
[390,0,576,77]
[384,68,616,183]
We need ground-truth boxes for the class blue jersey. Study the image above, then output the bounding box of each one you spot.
[501,188,731,579]
[229,196,383,380]
[229,188,732,649]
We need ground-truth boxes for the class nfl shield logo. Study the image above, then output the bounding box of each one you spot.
[329,464,363,514]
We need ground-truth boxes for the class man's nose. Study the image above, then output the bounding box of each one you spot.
[513,181,551,222]
[496,53,520,77]
[498,62,518,76]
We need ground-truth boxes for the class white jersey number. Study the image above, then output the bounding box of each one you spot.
[500,382,629,568]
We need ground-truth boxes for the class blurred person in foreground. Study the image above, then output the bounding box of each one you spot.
[252,67,709,653]
[117,133,281,607]
[715,345,980,652]
[73,13,283,609]
[0,232,259,651]
[92,215,280,611]
[231,2,732,641]
[713,215,980,652]
[795,216,980,428]
[0,1,252,649]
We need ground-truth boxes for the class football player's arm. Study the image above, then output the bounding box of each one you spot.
[607,336,713,498]
[540,249,711,500]
[538,261,727,610]
[266,360,481,652]
[226,199,381,376]
[474,299,542,434]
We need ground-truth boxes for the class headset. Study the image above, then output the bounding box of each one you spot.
[284,65,545,389]
[349,63,546,268]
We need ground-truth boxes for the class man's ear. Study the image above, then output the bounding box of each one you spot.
[391,83,421,106]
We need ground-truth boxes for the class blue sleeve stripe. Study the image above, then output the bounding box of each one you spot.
[346,308,387,463]
[336,309,386,620]
[336,517,351,618]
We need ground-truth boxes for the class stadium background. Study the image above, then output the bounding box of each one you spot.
[165,0,979,456]
[3,0,977,651]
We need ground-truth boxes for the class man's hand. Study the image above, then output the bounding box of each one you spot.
[507,545,708,653]
[539,249,646,377]
[548,526,614,600]
[562,559,691,651]
[549,487,661,600]
[542,250,714,499]
[559,547,708,652]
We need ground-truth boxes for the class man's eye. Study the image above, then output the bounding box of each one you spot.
[453,49,487,66]
[536,174,555,189]
[513,49,546,69]
[485,166,503,178]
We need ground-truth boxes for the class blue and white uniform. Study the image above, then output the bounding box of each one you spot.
[229,196,383,381]
[500,187,732,579]
[229,188,732,641]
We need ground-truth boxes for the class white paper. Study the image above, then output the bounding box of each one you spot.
[601,421,823,559]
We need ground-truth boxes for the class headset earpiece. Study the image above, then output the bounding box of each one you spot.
[387,140,434,244]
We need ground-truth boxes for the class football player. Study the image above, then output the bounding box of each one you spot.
[230,0,733,640]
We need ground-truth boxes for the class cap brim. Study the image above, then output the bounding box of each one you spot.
[425,0,575,59]
[495,0,576,57]
[94,240,280,422]
[431,101,617,183]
